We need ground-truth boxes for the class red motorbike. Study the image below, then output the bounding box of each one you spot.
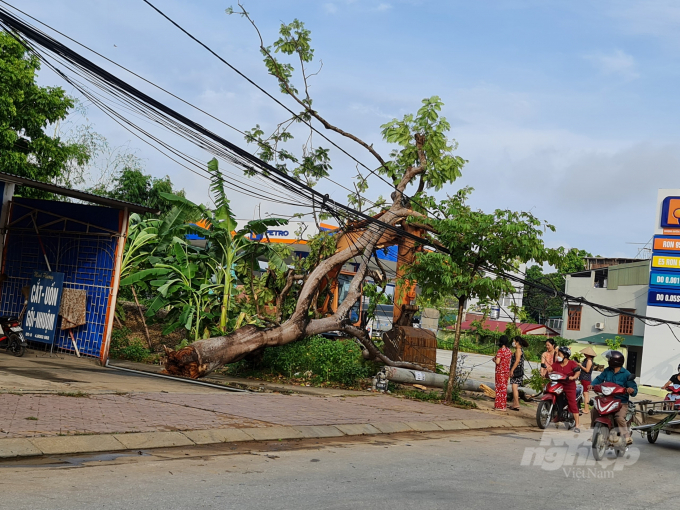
[664,383,680,411]
[536,369,583,430]
[591,378,636,460]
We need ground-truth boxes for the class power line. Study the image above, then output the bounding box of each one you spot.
[0,0,370,210]
[6,6,680,335]
[140,0,424,211]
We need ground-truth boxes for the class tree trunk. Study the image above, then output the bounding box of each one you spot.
[161,161,427,378]
[161,202,431,378]
[131,285,153,350]
[445,296,466,402]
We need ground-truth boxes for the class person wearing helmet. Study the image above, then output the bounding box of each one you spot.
[661,364,680,390]
[590,350,638,445]
[548,345,582,432]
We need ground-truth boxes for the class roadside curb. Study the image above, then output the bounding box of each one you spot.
[0,417,534,459]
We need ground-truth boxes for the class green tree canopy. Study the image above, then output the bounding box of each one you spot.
[523,247,593,323]
[403,187,564,400]
[0,30,89,197]
[90,167,187,216]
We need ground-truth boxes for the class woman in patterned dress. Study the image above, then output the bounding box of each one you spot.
[493,336,512,410]
[510,337,529,411]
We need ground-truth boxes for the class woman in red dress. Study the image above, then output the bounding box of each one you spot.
[493,336,512,410]
[548,346,582,433]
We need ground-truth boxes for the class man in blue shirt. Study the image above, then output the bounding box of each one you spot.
[590,351,638,445]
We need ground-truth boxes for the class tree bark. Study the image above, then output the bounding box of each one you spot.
[445,296,467,402]
[163,205,410,378]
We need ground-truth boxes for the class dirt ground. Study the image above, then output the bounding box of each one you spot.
[115,301,184,352]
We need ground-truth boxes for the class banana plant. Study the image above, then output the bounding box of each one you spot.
[159,161,288,333]
[121,158,289,341]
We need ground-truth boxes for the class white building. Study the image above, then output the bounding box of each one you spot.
[561,260,648,376]
[465,263,526,322]
[560,188,680,387]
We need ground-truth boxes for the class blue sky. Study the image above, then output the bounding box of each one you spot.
[14,0,680,258]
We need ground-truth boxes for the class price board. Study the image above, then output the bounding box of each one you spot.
[650,270,680,289]
[652,255,680,270]
[648,289,680,308]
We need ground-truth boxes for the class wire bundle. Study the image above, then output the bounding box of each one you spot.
[2,3,680,338]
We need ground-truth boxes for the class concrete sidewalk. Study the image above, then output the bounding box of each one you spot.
[0,391,533,458]
[0,352,533,459]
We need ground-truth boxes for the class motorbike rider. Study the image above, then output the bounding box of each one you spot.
[590,350,638,445]
[661,364,680,390]
[547,346,582,433]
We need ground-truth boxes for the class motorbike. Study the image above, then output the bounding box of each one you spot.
[590,374,636,460]
[0,316,27,357]
[536,367,583,430]
[664,383,680,411]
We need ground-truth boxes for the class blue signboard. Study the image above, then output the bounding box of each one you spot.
[650,270,680,289]
[648,289,680,308]
[23,271,64,344]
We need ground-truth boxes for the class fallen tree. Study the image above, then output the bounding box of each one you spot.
[162,8,466,378]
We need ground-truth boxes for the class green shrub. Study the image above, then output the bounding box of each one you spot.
[109,327,152,362]
[228,335,376,387]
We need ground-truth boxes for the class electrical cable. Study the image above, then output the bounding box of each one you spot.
[6,6,680,336]
[139,0,428,216]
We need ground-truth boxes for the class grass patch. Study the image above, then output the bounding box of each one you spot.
[109,327,157,363]
[394,388,477,409]
[221,335,378,389]
[57,391,89,398]
[24,416,37,420]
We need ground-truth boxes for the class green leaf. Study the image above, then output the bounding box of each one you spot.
[120,268,170,286]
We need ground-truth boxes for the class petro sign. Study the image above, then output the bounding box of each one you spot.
[661,197,680,228]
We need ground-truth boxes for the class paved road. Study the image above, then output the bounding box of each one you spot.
[1,427,677,509]
[437,349,536,380]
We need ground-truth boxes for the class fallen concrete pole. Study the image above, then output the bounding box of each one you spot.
[381,366,538,396]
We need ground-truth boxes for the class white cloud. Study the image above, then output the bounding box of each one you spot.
[584,49,639,80]
[375,3,392,11]
[324,3,338,14]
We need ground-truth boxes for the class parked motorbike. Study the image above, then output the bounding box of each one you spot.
[664,383,680,411]
[536,367,583,430]
[0,316,27,357]
[590,374,636,460]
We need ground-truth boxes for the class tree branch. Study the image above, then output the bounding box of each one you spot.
[237,3,389,171]
[276,269,304,323]
[396,133,427,192]
[341,324,427,371]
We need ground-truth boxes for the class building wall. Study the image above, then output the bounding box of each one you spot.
[562,273,647,341]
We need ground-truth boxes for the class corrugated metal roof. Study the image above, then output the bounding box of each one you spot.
[607,260,650,290]
[0,171,159,215]
[577,333,644,347]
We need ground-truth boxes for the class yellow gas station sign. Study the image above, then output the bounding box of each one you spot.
[652,255,680,269]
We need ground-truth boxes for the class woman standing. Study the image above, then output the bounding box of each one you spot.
[509,337,529,411]
[541,339,556,377]
[577,347,596,414]
[493,336,512,411]
[549,346,582,433]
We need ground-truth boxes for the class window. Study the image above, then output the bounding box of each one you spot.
[618,309,635,335]
[567,306,582,331]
